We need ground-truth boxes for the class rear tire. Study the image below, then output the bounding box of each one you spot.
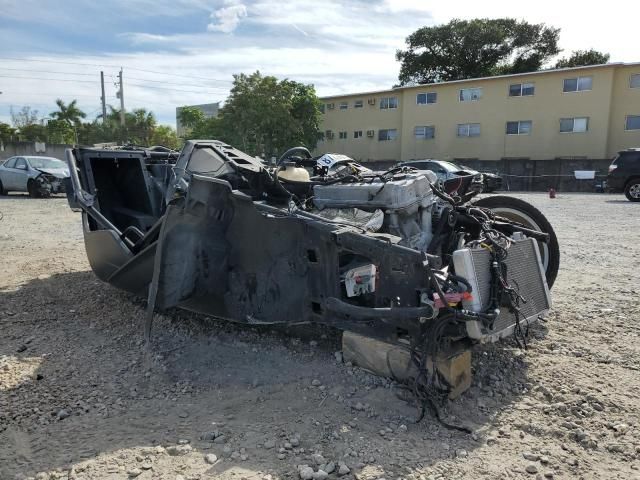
[474,195,560,289]
[0,179,7,195]
[624,179,640,202]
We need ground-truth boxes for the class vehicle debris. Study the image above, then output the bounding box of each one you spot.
[64,140,559,400]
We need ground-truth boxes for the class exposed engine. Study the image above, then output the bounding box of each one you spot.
[312,170,438,251]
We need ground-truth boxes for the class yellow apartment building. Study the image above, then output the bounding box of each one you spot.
[315,63,640,168]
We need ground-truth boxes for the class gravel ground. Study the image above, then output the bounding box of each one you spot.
[0,192,639,480]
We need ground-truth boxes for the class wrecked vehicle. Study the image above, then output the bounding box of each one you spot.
[65,140,559,397]
[0,156,69,197]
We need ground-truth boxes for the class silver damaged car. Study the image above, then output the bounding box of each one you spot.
[0,156,70,197]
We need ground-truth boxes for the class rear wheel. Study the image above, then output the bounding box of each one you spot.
[0,179,7,195]
[474,195,560,289]
[624,179,640,202]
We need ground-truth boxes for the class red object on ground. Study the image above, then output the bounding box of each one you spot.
[548,188,556,198]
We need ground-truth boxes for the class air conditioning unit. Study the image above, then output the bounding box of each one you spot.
[366,130,375,137]
[327,103,335,110]
[367,98,376,105]
[326,130,335,139]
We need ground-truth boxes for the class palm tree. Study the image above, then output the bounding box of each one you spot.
[50,99,86,127]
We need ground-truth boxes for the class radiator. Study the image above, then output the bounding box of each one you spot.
[452,238,552,342]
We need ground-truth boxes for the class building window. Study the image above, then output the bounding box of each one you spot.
[338,131,348,139]
[319,104,325,114]
[630,74,640,88]
[509,83,535,97]
[354,100,363,108]
[380,97,398,109]
[378,129,398,141]
[457,123,481,137]
[506,120,532,135]
[625,115,640,130]
[416,92,437,105]
[563,76,592,92]
[354,130,363,138]
[560,117,589,133]
[459,88,482,102]
[414,126,435,139]
[339,101,348,110]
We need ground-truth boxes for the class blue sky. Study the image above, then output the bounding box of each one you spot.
[0,0,637,128]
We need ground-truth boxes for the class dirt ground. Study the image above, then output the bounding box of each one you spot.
[1,192,639,480]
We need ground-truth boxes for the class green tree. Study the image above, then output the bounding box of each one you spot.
[177,106,206,130]
[50,99,86,127]
[555,49,610,69]
[0,122,16,144]
[396,18,561,85]
[220,71,322,157]
[18,123,48,142]
[46,118,76,144]
[129,108,156,145]
[150,125,180,150]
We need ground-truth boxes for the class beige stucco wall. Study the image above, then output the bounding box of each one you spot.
[315,93,402,162]
[607,65,640,157]
[316,64,639,164]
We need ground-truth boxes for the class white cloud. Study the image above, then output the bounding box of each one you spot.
[2,0,639,128]
[207,1,248,33]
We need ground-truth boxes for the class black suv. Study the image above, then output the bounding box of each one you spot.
[607,149,640,202]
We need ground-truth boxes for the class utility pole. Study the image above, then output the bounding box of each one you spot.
[118,68,125,127]
[100,71,107,123]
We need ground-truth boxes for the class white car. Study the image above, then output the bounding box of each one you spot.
[0,156,70,197]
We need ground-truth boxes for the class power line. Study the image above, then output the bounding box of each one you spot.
[0,56,233,84]
[0,67,98,77]
[125,81,227,94]
[124,75,229,90]
[0,67,226,90]
[0,74,97,83]
[0,73,227,94]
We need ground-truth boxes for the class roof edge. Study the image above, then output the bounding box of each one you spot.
[319,62,640,100]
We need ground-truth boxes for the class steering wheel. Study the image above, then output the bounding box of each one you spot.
[276,147,312,167]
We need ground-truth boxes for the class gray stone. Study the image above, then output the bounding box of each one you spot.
[290,437,300,447]
[213,435,227,444]
[323,461,335,474]
[127,468,142,478]
[205,453,218,464]
[263,440,276,449]
[311,453,326,465]
[523,452,540,461]
[56,409,70,420]
[312,470,328,480]
[525,464,538,474]
[337,463,350,476]
[298,466,315,480]
[311,379,322,387]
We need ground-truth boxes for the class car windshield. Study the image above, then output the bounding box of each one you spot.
[27,157,66,169]
[437,161,464,172]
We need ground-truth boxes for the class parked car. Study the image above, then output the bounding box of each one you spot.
[398,159,502,193]
[606,148,640,201]
[0,156,70,197]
